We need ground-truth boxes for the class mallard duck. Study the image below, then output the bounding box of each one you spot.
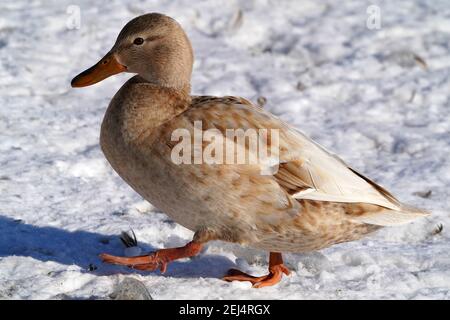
[71,13,428,288]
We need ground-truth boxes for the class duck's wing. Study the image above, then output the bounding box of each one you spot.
[187,97,429,226]
[274,139,429,226]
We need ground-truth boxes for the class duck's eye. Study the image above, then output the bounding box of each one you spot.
[133,37,144,45]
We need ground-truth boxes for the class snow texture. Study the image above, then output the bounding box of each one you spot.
[0,0,449,299]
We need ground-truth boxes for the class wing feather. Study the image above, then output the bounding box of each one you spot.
[188,97,429,225]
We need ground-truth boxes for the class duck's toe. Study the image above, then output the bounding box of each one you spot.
[223,268,269,284]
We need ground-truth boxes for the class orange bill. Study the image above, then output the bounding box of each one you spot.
[71,53,126,88]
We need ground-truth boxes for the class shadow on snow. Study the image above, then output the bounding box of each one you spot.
[0,215,234,279]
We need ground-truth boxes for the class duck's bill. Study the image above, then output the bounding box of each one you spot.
[71,54,126,88]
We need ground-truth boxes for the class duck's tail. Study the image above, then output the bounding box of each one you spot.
[349,203,430,226]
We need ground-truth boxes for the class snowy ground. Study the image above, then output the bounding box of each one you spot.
[0,0,449,299]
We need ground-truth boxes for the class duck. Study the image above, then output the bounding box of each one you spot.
[71,13,428,288]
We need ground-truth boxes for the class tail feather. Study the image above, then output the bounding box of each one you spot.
[349,204,430,226]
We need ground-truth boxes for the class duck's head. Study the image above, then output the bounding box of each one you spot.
[71,13,193,90]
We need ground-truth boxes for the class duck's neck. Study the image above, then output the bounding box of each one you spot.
[141,73,192,93]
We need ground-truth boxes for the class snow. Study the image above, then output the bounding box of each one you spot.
[0,0,449,299]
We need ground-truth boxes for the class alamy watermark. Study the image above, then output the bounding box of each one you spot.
[170,121,280,175]
[66,5,81,30]
[366,5,381,30]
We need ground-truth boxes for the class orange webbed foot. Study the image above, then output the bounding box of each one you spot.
[223,252,290,288]
[99,252,167,272]
[223,268,269,284]
[100,241,202,274]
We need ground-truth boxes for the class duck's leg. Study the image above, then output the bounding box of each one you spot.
[100,240,203,273]
[223,252,290,288]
